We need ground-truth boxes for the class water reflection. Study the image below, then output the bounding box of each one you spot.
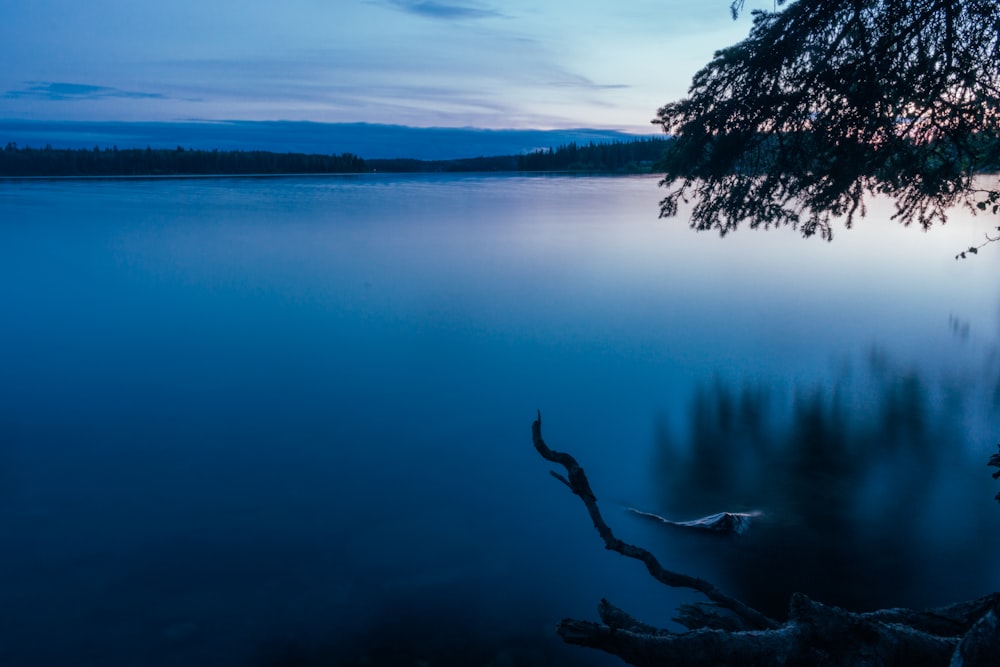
[652,348,1000,617]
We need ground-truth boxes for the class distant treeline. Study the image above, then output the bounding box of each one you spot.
[0,137,671,177]
[366,155,519,173]
[368,138,671,174]
[516,137,670,172]
[0,143,366,177]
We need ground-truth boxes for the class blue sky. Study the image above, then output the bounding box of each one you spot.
[0,1,772,132]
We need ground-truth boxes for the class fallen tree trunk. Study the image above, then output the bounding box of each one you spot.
[532,412,1000,666]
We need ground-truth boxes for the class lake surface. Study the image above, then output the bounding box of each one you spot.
[1,174,999,666]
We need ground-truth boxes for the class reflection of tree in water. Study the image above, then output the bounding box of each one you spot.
[653,349,1000,618]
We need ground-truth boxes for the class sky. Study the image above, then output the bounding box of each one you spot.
[0,1,775,133]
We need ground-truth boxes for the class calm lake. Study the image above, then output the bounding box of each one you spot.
[1,174,999,666]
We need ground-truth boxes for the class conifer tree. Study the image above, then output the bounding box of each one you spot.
[656,0,1000,240]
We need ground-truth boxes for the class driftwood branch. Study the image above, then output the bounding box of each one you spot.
[531,410,776,631]
[558,593,978,667]
[532,412,1000,667]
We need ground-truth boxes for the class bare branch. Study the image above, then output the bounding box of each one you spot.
[531,411,777,631]
[559,593,960,667]
[861,593,1000,638]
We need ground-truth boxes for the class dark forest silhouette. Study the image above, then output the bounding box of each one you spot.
[0,143,366,177]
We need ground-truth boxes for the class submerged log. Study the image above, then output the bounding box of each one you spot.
[532,412,1000,667]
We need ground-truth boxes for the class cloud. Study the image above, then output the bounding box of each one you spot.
[3,82,167,101]
[543,71,632,91]
[376,0,504,20]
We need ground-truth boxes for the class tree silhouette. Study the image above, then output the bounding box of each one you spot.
[655,0,1000,241]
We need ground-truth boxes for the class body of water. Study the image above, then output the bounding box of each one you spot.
[1,174,999,666]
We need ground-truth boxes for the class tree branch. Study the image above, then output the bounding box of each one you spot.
[558,593,961,667]
[531,410,776,631]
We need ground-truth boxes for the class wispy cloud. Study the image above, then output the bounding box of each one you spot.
[135,48,638,129]
[376,0,504,20]
[3,82,167,101]
[543,72,632,91]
